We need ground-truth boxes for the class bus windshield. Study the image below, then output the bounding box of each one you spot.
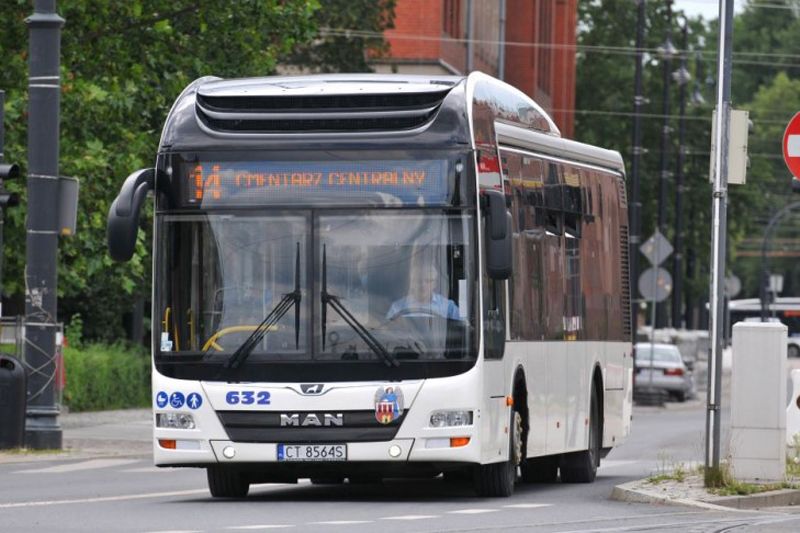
[155,209,477,376]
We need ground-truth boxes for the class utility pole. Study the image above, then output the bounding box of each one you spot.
[630,0,646,327]
[706,0,734,486]
[24,0,64,449]
[656,0,675,328]
[672,21,689,329]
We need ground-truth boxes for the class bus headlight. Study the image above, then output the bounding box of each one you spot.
[156,412,196,429]
[429,410,473,427]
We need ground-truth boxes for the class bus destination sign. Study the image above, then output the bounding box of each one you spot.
[183,160,449,207]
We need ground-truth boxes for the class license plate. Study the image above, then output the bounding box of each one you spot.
[277,444,347,462]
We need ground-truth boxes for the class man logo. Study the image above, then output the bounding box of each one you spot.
[280,413,343,427]
[300,383,324,395]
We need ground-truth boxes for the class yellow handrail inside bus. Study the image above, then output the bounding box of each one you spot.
[202,325,280,352]
[187,309,195,350]
[162,307,180,351]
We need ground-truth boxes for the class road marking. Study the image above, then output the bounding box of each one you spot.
[309,521,373,525]
[120,467,173,473]
[15,458,139,474]
[0,488,208,509]
[225,526,294,530]
[381,515,439,520]
[503,503,553,509]
[447,509,498,514]
[145,530,203,533]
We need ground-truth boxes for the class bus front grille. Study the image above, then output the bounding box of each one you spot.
[216,410,405,443]
[195,90,451,134]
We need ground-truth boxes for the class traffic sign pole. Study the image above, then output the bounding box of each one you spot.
[706,0,734,487]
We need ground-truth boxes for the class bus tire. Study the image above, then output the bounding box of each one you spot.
[207,466,249,498]
[521,455,559,483]
[789,344,799,359]
[474,409,520,497]
[560,386,599,484]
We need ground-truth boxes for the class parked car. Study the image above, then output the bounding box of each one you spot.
[634,343,694,402]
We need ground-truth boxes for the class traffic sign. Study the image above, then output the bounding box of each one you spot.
[640,230,673,267]
[638,267,673,303]
[783,111,800,179]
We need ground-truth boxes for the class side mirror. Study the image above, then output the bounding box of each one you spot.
[107,168,155,261]
[485,189,512,280]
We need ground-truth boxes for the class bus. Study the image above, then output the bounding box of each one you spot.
[727,297,800,357]
[107,72,633,498]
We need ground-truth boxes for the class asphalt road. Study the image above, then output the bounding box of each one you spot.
[4,395,800,532]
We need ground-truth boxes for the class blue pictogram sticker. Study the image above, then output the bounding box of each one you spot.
[155,391,168,408]
[187,392,203,410]
[169,391,185,409]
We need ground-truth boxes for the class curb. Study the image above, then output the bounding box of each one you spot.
[611,480,800,511]
[610,481,740,511]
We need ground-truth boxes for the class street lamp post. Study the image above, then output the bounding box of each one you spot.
[630,0,646,327]
[672,21,690,330]
[656,0,676,328]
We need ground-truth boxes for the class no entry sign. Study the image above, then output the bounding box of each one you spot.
[784,112,800,179]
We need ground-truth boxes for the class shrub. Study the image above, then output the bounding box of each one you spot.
[62,343,150,412]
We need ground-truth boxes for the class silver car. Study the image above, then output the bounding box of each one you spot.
[634,343,694,402]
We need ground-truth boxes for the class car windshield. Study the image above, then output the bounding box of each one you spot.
[636,345,682,363]
[155,210,477,370]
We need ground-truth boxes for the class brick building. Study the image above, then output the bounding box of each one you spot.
[371,0,577,138]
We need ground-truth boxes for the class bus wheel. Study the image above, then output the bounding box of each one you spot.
[207,466,249,498]
[474,409,520,497]
[521,455,559,483]
[560,387,599,483]
[789,344,800,359]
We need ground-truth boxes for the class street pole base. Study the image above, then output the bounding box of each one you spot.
[25,427,62,450]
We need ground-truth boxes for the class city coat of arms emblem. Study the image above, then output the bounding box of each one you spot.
[374,386,404,424]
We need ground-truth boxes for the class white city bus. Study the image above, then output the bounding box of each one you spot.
[107,72,633,498]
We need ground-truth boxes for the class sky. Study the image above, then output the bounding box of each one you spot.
[674,0,746,20]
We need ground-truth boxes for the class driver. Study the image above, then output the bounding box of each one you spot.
[386,264,461,320]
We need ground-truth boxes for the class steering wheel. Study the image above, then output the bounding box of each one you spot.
[201,325,280,352]
[388,307,440,320]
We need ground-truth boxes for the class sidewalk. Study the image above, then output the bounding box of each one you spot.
[0,408,152,463]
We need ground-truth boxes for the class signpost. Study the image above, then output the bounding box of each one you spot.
[638,229,673,405]
[783,112,800,179]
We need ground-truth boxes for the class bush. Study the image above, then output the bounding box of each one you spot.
[62,343,150,412]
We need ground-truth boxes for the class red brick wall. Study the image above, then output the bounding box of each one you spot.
[383,0,576,138]
[385,0,442,60]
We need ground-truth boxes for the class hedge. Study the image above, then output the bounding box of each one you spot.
[62,343,150,412]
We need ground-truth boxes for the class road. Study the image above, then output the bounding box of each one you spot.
[4,395,800,533]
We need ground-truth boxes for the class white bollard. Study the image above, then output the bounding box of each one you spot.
[787,369,800,447]
[730,322,787,482]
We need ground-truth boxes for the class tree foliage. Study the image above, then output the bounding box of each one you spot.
[576,0,800,322]
[0,1,320,340]
[286,0,396,72]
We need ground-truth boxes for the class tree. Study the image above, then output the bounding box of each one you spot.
[576,0,712,327]
[287,0,396,72]
[0,1,319,341]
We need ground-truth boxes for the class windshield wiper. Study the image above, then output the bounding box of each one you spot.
[221,242,302,372]
[321,245,399,368]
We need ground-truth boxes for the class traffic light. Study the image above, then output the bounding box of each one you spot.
[0,163,20,208]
